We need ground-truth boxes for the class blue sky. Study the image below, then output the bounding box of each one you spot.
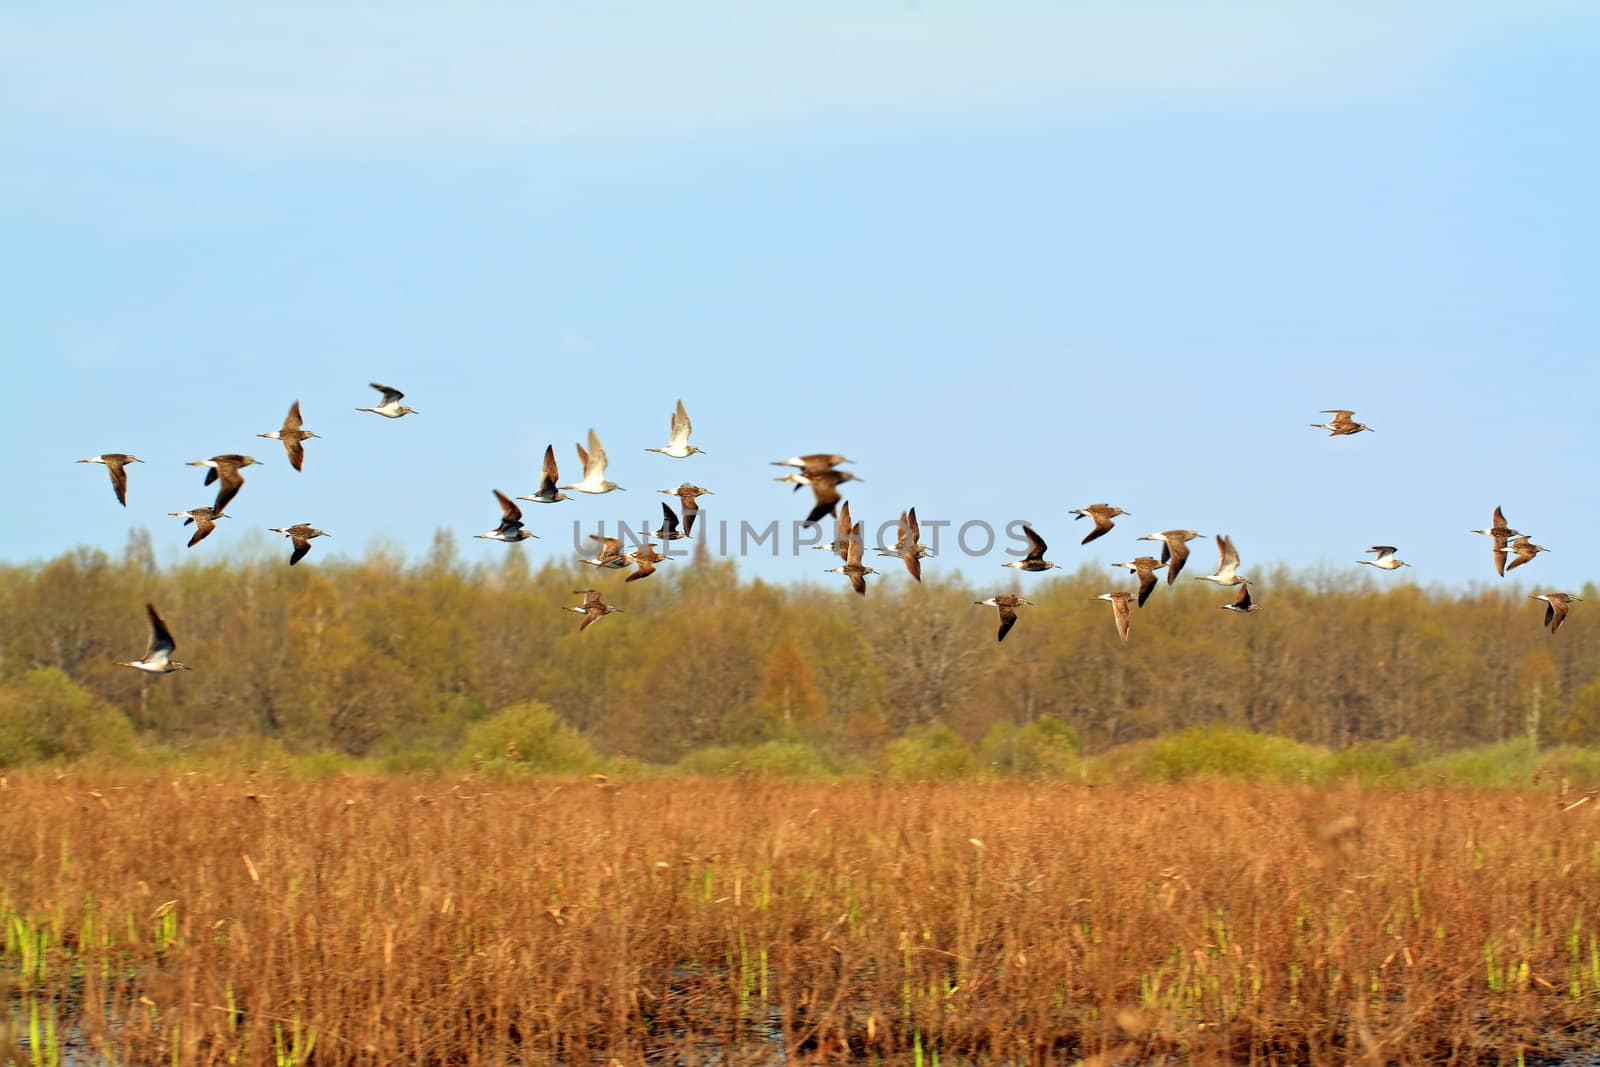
[5,3,1596,590]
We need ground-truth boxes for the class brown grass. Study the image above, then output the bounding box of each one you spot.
[2,775,1598,1064]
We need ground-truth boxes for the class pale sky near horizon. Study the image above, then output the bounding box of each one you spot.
[5,4,1597,592]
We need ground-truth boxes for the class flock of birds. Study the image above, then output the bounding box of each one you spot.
[80,393,1580,675]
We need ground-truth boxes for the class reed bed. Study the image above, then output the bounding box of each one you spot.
[1,775,1598,1065]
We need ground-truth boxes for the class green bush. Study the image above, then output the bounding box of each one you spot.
[981,715,1083,778]
[880,723,975,780]
[0,667,138,766]
[1116,725,1326,784]
[1321,736,1425,784]
[459,701,597,776]
[1407,738,1544,788]
[676,740,833,778]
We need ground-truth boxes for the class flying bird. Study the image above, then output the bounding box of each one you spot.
[1193,534,1248,586]
[625,542,668,582]
[1002,525,1059,573]
[645,399,705,458]
[975,594,1032,642]
[567,589,621,632]
[169,507,226,548]
[1357,546,1409,571]
[1138,530,1204,585]
[775,467,861,525]
[474,490,538,543]
[1310,409,1373,436]
[658,484,711,536]
[813,501,855,558]
[580,535,629,570]
[654,500,691,541]
[1110,556,1163,607]
[1218,582,1258,614]
[357,382,418,418]
[1531,592,1581,634]
[517,446,572,505]
[117,603,193,674]
[77,453,142,507]
[1071,503,1128,545]
[1505,536,1549,572]
[823,521,877,595]
[878,507,933,581]
[1094,591,1134,643]
[257,401,318,470]
[270,523,331,564]
[186,454,260,516]
[561,429,624,494]
[1471,506,1521,577]
[771,454,853,472]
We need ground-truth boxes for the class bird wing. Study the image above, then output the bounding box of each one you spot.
[1492,505,1508,530]
[1544,599,1559,629]
[580,604,607,630]
[1233,584,1254,611]
[1022,525,1047,562]
[1322,409,1356,419]
[846,522,865,566]
[1082,509,1116,545]
[540,445,560,494]
[1136,571,1157,607]
[908,507,920,545]
[108,461,130,506]
[903,549,922,582]
[494,489,523,524]
[284,401,304,431]
[626,557,656,582]
[573,441,591,477]
[1493,546,1508,577]
[996,604,1018,642]
[289,536,312,565]
[848,569,867,596]
[1371,546,1397,560]
[682,507,698,537]
[659,501,680,536]
[144,603,177,663]
[1111,596,1131,641]
[1216,535,1240,577]
[212,466,245,516]
[807,479,842,525]
[586,429,609,477]
[669,400,691,448]
[1165,539,1191,584]
[285,437,306,471]
[371,383,404,404]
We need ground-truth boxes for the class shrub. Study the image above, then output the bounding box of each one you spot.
[880,723,975,780]
[676,741,833,778]
[1119,725,1325,784]
[981,715,1083,778]
[0,667,138,766]
[459,701,597,775]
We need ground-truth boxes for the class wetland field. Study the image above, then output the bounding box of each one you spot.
[2,776,1599,1065]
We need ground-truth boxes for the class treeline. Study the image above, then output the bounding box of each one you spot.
[0,531,1596,768]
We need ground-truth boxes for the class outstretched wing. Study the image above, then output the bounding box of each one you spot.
[371,382,404,404]
[144,603,177,664]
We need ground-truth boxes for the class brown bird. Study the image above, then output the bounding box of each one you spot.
[626,542,668,582]
[1218,582,1258,614]
[117,603,193,674]
[813,500,856,559]
[1356,546,1409,571]
[256,401,318,471]
[879,507,933,581]
[168,507,226,548]
[776,467,861,525]
[1310,409,1373,435]
[824,521,877,595]
[269,523,331,565]
[771,453,853,473]
[1506,536,1550,572]
[658,484,712,536]
[517,445,572,505]
[1110,556,1163,607]
[1531,592,1581,634]
[580,535,629,570]
[644,399,705,457]
[357,382,418,418]
[654,500,691,541]
[1094,591,1134,642]
[474,490,537,543]
[1002,525,1059,573]
[1071,503,1128,545]
[1138,529,1203,584]
[1471,506,1522,577]
[974,594,1033,642]
[1193,534,1247,586]
[77,453,142,506]
[186,454,260,515]
[567,589,621,632]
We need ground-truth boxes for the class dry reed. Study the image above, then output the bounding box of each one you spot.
[1,775,1598,1064]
